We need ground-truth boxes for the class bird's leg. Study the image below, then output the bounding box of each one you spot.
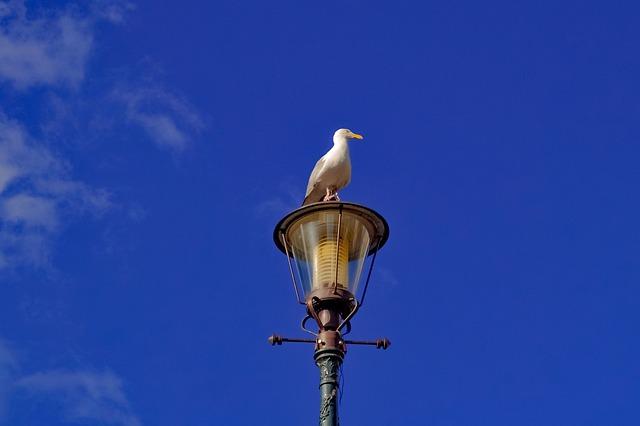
[324,187,332,201]
[323,187,339,202]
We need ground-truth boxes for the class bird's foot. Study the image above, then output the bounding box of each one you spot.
[323,191,340,202]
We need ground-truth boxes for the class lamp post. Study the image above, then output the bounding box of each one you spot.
[270,201,390,425]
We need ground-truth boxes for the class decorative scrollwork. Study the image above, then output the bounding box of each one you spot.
[319,357,340,384]
[317,354,341,425]
[319,388,337,423]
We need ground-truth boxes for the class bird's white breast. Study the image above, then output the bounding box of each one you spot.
[319,144,351,189]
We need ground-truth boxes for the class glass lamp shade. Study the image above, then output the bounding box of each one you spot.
[274,202,389,301]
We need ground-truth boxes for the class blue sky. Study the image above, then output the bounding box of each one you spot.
[0,0,639,424]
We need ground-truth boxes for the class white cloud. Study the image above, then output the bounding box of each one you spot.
[0,0,93,89]
[0,340,140,425]
[2,194,58,230]
[0,0,136,89]
[0,0,203,269]
[255,180,302,218]
[0,115,110,268]
[16,370,141,426]
[92,0,136,24]
[113,86,205,151]
[0,0,204,153]
[0,339,17,419]
[0,339,16,373]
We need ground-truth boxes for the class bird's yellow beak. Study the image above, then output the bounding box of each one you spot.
[350,132,364,140]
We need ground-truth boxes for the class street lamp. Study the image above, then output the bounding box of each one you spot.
[270,201,391,425]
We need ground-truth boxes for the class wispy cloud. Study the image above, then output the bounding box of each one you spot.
[255,180,302,219]
[0,339,140,425]
[0,0,94,89]
[1,0,204,153]
[112,86,205,151]
[0,115,110,268]
[0,0,136,90]
[16,370,141,426]
[0,339,16,419]
[92,0,136,25]
[0,0,203,267]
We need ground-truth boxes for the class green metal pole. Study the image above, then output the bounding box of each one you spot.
[315,348,344,426]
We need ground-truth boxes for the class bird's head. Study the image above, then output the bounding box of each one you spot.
[333,128,364,144]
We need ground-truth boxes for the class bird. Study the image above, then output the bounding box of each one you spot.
[302,128,364,206]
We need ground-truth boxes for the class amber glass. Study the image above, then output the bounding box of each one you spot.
[286,210,373,296]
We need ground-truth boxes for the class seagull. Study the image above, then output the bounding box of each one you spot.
[302,128,364,206]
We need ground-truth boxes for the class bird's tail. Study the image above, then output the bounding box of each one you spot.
[302,186,324,206]
[302,193,324,206]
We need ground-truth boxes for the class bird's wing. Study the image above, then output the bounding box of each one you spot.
[305,156,326,196]
[302,156,327,205]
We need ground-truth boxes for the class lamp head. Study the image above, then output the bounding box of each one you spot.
[274,201,389,317]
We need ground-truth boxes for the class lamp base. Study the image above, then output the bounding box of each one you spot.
[306,288,356,326]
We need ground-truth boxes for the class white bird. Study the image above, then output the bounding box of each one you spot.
[302,128,364,206]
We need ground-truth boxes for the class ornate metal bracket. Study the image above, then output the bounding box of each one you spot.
[268,334,391,350]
